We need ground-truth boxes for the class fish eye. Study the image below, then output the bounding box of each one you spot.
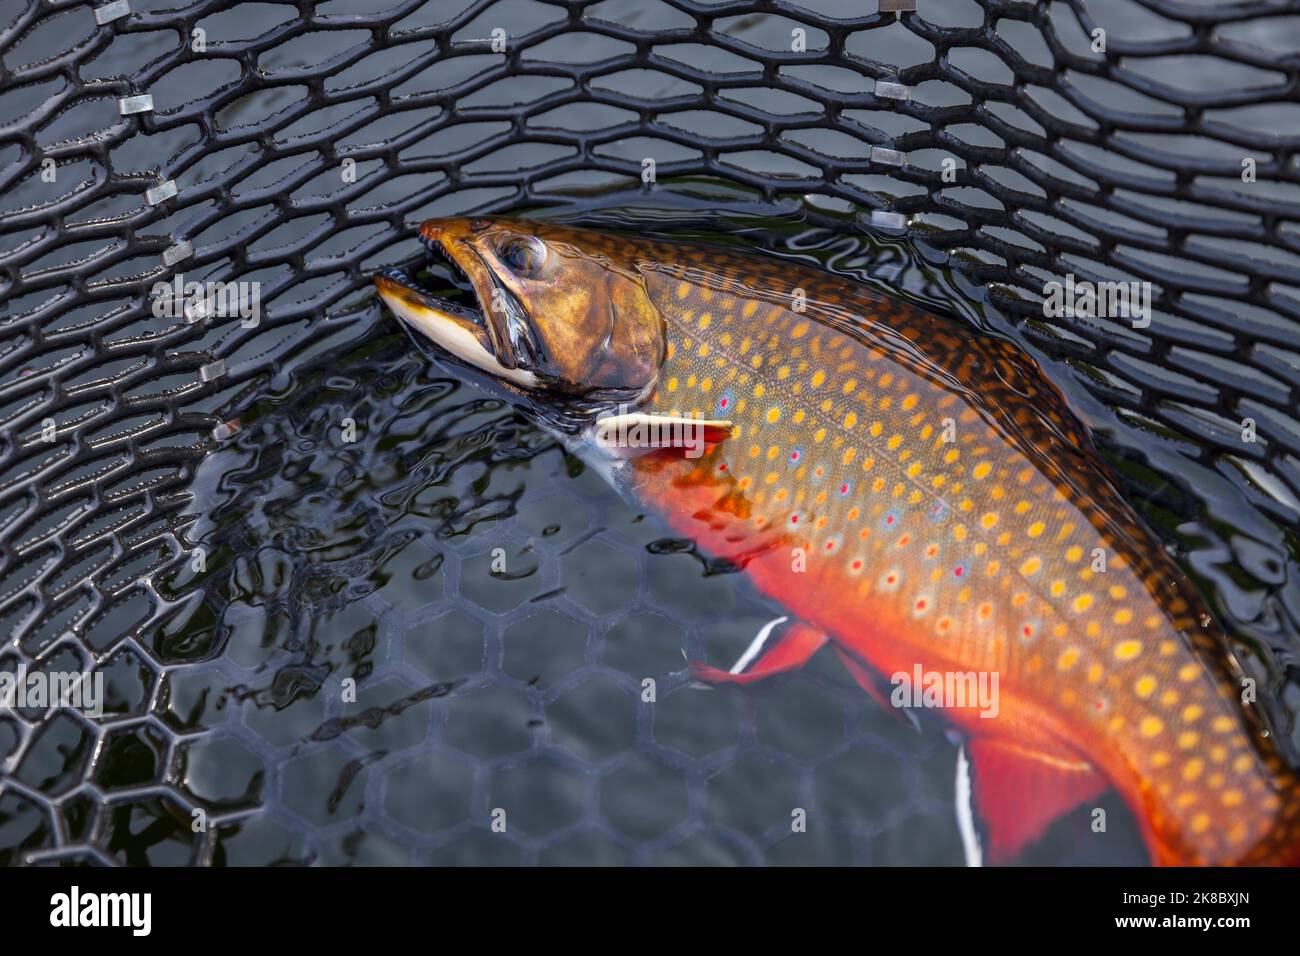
[498,235,548,278]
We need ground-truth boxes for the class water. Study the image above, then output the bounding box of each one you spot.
[143,182,1295,865]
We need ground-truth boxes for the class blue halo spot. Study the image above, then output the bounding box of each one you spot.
[788,446,804,466]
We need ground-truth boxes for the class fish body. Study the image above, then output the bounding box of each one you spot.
[375,217,1300,865]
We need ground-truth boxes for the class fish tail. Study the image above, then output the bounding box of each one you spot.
[1267,781,1300,866]
[1243,774,1300,866]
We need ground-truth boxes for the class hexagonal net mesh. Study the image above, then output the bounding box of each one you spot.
[0,0,1298,865]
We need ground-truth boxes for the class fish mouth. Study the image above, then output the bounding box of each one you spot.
[374,225,539,389]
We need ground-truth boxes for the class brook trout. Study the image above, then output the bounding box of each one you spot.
[375,217,1300,866]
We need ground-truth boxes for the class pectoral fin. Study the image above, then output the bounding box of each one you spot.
[595,413,732,459]
[966,735,1109,864]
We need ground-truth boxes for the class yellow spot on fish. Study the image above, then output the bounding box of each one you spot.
[1058,648,1079,670]
[980,513,998,530]
[1182,704,1203,723]
[1066,546,1083,562]
[1114,640,1141,661]
[844,412,857,429]
[1183,758,1204,781]
[810,370,826,388]
[1113,608,1133,625]
[973,462,992,480]
[1073,594,1094,613]
[1027,521,1045,538]
[1135,676,1156,698]
[1140,716,1163,737]
[766,407,780,424]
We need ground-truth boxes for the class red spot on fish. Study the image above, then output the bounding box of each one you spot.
[954,565,965,576]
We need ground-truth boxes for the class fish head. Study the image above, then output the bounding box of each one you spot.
[374,217,665,410]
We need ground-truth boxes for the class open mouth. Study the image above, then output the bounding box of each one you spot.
[377,231,486,329]
[374,232,541,389]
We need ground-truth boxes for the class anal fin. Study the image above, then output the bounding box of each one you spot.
[966,735,1109,865]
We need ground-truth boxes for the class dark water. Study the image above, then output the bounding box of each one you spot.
[144,182,1296,865]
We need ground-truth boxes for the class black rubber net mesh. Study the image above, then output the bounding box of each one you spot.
[1,0,1299,865]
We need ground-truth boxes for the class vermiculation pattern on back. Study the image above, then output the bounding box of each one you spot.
[625,240,1298,865]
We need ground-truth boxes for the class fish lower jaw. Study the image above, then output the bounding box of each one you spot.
[377,279,538,389]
